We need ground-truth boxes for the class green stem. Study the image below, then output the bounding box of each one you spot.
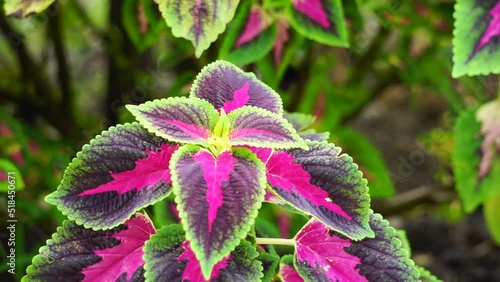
[255,237,295,246]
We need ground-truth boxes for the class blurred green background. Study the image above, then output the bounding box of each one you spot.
[1,0,499,281]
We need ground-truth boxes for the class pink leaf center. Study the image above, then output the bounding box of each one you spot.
[165,120,212,140]
[293,0,331,29]
[265,150,352,220]
[178,241,229,281]
[81,215,155,281]
[222,82,250,113]
[193,150,235,231]
[235,6,271,47]
[79,144,178,196]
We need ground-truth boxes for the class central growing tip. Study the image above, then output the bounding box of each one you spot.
[207,109,232,155]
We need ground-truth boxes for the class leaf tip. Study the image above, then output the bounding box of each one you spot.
[125,104,139,114]
[44,191,58,205]
[201,261,214,280]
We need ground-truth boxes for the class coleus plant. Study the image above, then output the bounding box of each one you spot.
[23,61,433,281]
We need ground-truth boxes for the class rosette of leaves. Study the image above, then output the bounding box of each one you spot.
[24,61,426,281]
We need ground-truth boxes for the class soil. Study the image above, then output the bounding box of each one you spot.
[350,85,500,281]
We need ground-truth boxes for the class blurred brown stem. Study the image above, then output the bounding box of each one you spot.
[0,7,83,141]
[371,184,455,216]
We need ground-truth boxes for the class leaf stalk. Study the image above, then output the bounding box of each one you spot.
[255,237,295,246]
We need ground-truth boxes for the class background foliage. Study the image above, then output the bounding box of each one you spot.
[0,0,499,281]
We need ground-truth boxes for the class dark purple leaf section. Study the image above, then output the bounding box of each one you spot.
[190,60,283,114]
[228,107,307,149]
[24,213,154,282]
[253,140,373,240]
[294,214,419,282]
[143,224,263,282]
[342,213,418,281]
[171,146,265,278]
[45,123,177,230]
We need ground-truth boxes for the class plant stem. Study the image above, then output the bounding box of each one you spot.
[48,3,74,117]
[255,237,295,246]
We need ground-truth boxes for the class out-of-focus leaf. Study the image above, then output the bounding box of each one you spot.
[476,100,500,180]
[341,0,363,29]
[155,0,240,57]
[220,2,277,65]
[332,127,395,198]
[123,0,166,52]
[287,0,349,47]
[453,108,500,212]
[0,159,25,192]
[4,0,54,18]
[453,0,500,77]
[484,193,500,245]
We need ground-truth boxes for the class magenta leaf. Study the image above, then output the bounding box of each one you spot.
[24,213,154,282]
[143,224,263,281]
[45,123,177,230]
[253,140,373,240]
[288,0,349,47]
[294,214,419,281]
[294,219,366,281]
[127,97,219,146]
[453,0,500,77]
[190,60,283,114]
[170,145,266,279]
[228,106,308,149]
